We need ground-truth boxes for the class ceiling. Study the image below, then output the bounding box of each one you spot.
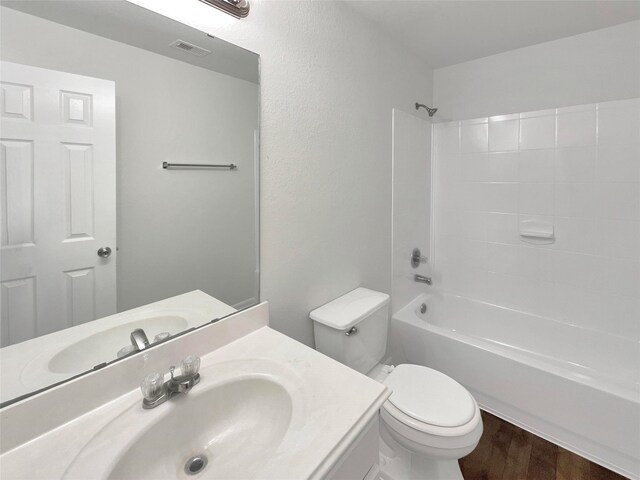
[345,0,640,68]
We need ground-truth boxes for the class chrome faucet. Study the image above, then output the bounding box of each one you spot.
[411,248,428,269]
[414,274,432,285]
[130,328,150,351]
[140,355,201,409]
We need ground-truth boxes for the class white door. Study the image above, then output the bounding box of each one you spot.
[0,61,116,347]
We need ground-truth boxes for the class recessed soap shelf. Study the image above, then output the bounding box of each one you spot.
[519,219,554,244]
[520,230,554,239]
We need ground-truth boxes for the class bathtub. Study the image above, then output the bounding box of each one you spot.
[392,293,640,479]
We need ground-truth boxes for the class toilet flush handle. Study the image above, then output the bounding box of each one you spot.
[345,326,358,336]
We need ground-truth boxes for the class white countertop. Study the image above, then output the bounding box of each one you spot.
[0,326,390,479]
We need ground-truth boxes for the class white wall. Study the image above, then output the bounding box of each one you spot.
[433,98,640,339]
[434,21,640,121]
[128,0,434,346]
[1,7,259,311]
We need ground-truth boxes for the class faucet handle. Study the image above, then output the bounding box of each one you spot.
[141,372,164,401]
[411,248,428,268]
[181,355,201,378]
[153,332,171,343]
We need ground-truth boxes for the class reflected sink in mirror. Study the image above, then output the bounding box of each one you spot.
[48,316,188,374]
[63,361,302,480]
[1,291,236,403]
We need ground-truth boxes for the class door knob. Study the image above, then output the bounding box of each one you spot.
[97,246,112,258]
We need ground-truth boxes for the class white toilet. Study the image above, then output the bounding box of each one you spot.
[310,287,483,480]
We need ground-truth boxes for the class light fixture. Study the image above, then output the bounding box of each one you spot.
[198,0,249,18]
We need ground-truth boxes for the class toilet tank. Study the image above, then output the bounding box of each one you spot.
[310,288,390,375]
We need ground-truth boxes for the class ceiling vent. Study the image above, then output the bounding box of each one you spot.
[169,39,212,57]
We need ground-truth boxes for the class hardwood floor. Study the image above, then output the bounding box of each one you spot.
[459,411,627,480]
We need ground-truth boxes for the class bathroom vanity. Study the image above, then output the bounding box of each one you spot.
[0,303,389,479]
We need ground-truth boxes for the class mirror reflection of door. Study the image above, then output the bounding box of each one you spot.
[1,61,117,347]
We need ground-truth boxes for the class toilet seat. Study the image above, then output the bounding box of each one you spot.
[380,364,483,458]
[384,364,476,429]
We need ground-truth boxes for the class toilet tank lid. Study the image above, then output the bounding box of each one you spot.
[310,287,390,330]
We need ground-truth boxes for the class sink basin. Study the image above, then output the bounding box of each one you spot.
[49,315,189,373]
[64,374,293,480]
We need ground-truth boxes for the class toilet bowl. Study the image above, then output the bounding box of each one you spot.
[381,364,482,457]
[378,364,483,479]
[310,288,482,480]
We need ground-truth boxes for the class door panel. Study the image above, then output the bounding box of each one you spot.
[1,139,34,246]
[1,277,36,345]
[62,142,94,240]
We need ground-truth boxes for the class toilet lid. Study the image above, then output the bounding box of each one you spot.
[384,364,476,428]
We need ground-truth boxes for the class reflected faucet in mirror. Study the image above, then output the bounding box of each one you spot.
[130,329,150,351]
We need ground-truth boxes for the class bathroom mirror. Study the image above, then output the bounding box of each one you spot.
[0,0,260,404]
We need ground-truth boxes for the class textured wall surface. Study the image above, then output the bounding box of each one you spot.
[129,0,434,346]
[434,21,640,121]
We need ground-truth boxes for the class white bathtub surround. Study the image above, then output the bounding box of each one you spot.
[389,108,433,366]
[0,291,236,403]
[393,293,640,479]
[0,304,390,479]
[392,109,433,315]
[433,98,640,340]
[429,98,639,477]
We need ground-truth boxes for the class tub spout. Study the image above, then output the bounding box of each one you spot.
[414,274,432,285]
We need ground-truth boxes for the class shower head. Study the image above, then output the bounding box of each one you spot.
[415,103,438,117]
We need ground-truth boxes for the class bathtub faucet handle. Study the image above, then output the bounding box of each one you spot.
[411,248,428,269]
